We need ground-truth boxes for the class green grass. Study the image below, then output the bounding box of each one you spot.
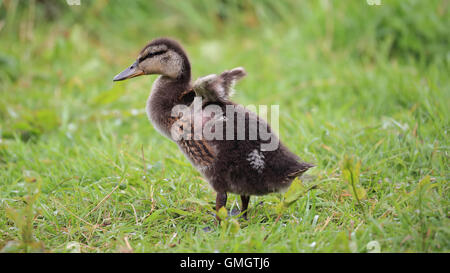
[0,0,449,252]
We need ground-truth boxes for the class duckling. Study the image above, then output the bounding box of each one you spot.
[113,38,314,220]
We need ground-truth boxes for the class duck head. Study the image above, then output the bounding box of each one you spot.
[113,38,191,82]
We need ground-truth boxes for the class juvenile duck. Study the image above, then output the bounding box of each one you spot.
[113,38,313,220]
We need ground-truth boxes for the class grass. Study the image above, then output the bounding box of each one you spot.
[0,0,449,252]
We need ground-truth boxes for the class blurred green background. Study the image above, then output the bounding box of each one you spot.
[0,0,448,253]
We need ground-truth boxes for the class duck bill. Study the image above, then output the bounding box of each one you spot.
[113,61,144,81]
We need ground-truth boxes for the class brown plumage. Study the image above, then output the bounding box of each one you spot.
[113,37,314,220]
[193,67,247,104]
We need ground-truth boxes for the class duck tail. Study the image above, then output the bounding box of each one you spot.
[287,162,315,179]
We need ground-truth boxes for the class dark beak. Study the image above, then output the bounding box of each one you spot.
[113,61,144,81]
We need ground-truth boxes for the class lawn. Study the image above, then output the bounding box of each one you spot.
[0,0,448,253]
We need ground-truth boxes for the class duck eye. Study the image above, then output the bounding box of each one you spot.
[139,50,167,62]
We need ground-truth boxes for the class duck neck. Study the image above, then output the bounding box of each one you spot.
[146,49,191,138]
[146,75,191,138]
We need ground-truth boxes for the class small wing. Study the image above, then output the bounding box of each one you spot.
[193,67,247,103]
[217,67,247,99]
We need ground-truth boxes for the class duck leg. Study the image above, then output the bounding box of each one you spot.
[215,192,227,221]
[240,195,250,220]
